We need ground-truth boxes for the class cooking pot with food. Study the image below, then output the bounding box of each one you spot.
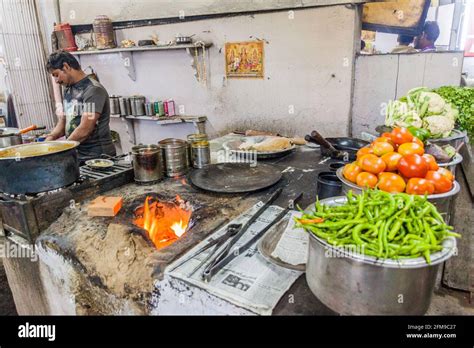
[0,141,80,194]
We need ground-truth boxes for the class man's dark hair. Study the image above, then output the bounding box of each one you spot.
[46,50,81,71]
[398,35,414,45]
[423,21,440,42]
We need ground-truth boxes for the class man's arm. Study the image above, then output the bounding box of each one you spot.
[45,116,66,141]
[67,112,100,143]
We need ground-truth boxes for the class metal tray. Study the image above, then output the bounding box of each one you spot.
[188,162,282,193]
[257,216,306,271]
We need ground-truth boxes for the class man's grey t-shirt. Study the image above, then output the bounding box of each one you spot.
[63,76,116,161]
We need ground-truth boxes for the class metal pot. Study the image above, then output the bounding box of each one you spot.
[109,95,121,115]
[305,196,457,315]
[158,138,188,177]
[130,96,145,116]
[119,97,131,116]
[335,167,460,222]
[0,128,22,148]
[131,144,164,184]
[0,141,80,195]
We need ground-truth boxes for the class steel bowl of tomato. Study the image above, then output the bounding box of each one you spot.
[336,127,461,221]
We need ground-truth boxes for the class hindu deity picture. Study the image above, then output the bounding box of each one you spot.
[225,41,264,78]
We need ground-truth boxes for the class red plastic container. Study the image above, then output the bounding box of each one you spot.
[54,23,77,52]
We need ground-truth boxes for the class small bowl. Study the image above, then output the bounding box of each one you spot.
[85,159,114,171]
[329,161,346,172]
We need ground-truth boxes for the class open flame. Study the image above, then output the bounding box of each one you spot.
[133,195,192,250]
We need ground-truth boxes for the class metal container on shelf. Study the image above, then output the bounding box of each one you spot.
[145,102,154,116]
[336,167,460,222]
[119,97,131,116]
[131,144,164,184]
[305,196,457,315]
[187,134,208,167]
[93,15,116,50]
[159,138,188,177]
[191,140,211,168]
[109,95,121,115]
[130,96,146,116]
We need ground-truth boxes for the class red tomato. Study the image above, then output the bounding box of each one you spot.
[356,148,373,164]
[391,127,414,145]
[342,163,362,183]
[359,154,387,174]
[422,154,439,171]
[397,142,424,156]
[356,172,378,188]
[437,167,454,182]
[412,137,424,148]
[425,170,453,194]
[382,132,393,139]
[405,178,435,195]
[397,154,429,178]
[371,141,394,156]
[381,152,403,172]
[377,172,406,193]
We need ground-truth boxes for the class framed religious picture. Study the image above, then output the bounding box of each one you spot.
[225,41,264,78]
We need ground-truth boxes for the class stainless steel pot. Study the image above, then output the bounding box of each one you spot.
[0,128,22,148]
[131,144,164,184]
[130,96,145,116]
[336,167,460,222]
[305,196,457,315]
[109,95,121,115]
[158,138,188,177]
[0,141,80,194]
[119,97,131,116]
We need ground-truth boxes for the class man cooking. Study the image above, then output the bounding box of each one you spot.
[45,50,116,162]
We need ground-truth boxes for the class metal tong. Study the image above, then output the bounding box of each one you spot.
[202,190,303,283]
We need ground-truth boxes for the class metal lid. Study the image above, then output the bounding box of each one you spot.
[305,196,457,269]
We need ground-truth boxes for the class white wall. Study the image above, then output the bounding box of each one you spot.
[73,6,359,142]
[352,51,464,136]
[58,0,365,24]
[463,56,474,77]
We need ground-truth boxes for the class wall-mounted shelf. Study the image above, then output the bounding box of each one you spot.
[72,43,212,81]
[111,114,206,125]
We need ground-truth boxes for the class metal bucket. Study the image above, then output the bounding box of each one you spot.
[305,196,457,315]
[119,97,131,116]
[335,167,460,222]
[438,153,463,175]
[158,138,188,177]
[131,144,164,184]
[109,95,121,115]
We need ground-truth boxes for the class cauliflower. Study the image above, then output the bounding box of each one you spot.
[419,92,446,114]
[423,115,455,138]
[442,103,459,122]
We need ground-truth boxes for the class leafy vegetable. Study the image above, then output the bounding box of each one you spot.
[432,86,474,141]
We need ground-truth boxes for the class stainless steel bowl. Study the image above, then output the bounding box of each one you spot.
[438,153,463,175]
[305,196,457,315]
[335,167,460,222]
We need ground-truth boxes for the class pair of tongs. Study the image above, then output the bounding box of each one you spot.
[202,190,303,283]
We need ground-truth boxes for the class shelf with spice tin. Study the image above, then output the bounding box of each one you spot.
[110,114,207,124]
[72,42,212,81]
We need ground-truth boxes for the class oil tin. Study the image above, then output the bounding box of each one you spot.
[167,99,176,116]
[191,140,211,168]
[156,101,165,116]
[145,102,154,116]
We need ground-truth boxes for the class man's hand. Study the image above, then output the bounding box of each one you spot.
[67,112,100,143]
[46,114,66,141]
